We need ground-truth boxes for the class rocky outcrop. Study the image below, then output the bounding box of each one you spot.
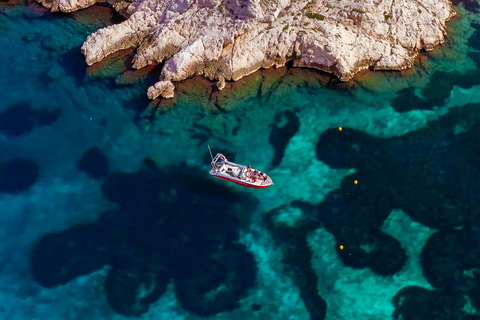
[37,0,456,98]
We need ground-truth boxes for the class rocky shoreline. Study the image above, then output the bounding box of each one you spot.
[37,0,456,99]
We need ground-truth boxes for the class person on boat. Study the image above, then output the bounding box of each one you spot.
[246,165,252,176]
[261,173,268,184]
[219,154,227,162]
[250,170,261,183]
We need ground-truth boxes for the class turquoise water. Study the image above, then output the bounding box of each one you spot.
[1,2,480,320]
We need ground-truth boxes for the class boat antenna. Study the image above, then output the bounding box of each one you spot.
[208,145,214,161]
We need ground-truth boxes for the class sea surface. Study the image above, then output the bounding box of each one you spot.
[1,1,480,319]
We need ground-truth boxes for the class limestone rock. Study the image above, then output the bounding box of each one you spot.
[37,0,99,12]
[147,80,175,99]
[37,0,456,98]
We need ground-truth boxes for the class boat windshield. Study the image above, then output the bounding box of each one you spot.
[211,153,227,167]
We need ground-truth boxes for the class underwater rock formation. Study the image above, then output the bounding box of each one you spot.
[31,161,258,317]
[36,0,455,98]
[264,202,327,320]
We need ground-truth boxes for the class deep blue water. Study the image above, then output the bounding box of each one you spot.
[1,2,480,320]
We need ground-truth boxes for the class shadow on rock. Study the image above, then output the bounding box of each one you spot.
[264,201,327,320]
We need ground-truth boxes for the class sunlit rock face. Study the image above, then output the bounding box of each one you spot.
[37,0,455,98]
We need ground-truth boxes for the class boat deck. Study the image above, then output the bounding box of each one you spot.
[210,159,273,187]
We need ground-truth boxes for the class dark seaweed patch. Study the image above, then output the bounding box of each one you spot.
[451,0,480,12]
[0,102,60,137]
[469,23,480,66]
[392,87,434,112]
[269,110,300,169]
[421,25,480,109]
[420,71,457,107]
[190,132,209,145]
[174,243,256,316]
[104,262,169,316]
[31,162,257,317]
[0,158,39,194]
[420,52,480,108]
[421,228,480,291]
[314,103,480,279]
[141,157,158,171]
[30,222,109,288]
[60,47,87,85]
[392,286,477,320]
[77,146,109,179]
[315,127,376,169]
[470,23,480,51]
[312,102,480,317]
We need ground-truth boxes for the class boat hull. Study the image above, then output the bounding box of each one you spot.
[208,152,273,189]
[210,172,273,188]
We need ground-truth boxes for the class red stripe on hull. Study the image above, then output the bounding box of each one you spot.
[213,175,273,188]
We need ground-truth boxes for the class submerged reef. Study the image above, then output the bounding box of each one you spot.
[31,161,258,317]
[34,0,455,99]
